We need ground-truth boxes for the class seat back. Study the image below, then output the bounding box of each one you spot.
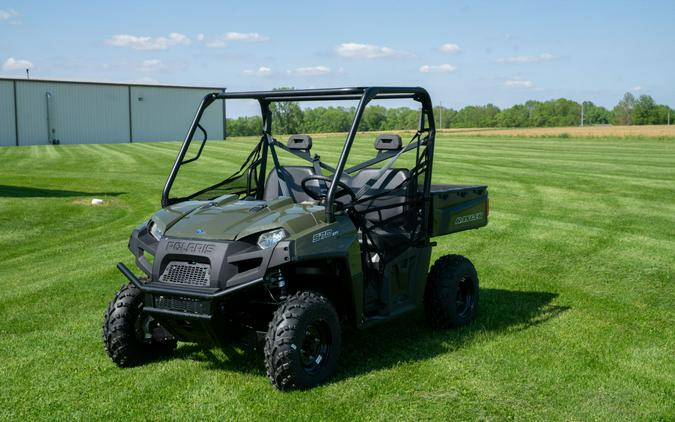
[262,135,317,202]
[263,166,317,202]
[348,168,410,222]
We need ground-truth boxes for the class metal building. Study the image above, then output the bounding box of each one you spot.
[0,77,225,146]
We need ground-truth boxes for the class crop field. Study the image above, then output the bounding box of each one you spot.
[438,124,675,138]
[1,135,673,420]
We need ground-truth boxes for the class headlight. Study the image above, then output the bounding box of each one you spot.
[257,228,287,250]
[148,220,163,241]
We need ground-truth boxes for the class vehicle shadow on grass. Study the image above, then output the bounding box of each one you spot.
[170,288,569,381]
[172,344,266,375]
[334,289,568,383]
[0,185,124,198]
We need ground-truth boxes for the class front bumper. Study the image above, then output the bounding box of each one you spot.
[118,262,263,320]
[118,262,265,301]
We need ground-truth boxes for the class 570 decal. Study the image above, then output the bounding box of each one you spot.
[312,229,340,243]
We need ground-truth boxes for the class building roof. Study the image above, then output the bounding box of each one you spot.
[0,76,224,91]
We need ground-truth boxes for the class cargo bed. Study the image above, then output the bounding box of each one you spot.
[429,184,488,237]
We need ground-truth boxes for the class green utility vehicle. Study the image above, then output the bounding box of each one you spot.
[103,87,489,390]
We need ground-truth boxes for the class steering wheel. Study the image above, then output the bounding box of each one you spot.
[301,175,356,204]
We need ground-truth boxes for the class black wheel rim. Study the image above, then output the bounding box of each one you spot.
[300,320,331,375]
[456,276,475,318]
[134,313,154,343]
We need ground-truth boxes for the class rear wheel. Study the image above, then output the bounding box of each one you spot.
[102,283,176,367]
[424,255,479,328]
[264,291,341,390]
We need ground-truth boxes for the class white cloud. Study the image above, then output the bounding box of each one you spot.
[0,9,18,21]
[336,42,414,59]
[205,39,228,48]
[3,57,33,70]
[289,65,331,76]
[439,43,461,54]
[504,79,534,88]
[631,85,644,92]
[243,66,272,77]
[419,64,456,73]
[105,32,191,50]
[203,32,270,48]
[139,59,167,72]
[223,32,270,42]
[497,53,556,63]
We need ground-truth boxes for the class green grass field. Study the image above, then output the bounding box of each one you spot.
[1,135,673,421]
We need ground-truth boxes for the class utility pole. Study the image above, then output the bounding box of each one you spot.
[580,101,584,127]
[439,101,442,130]
[223,88,227,139]
[668,110,671,126]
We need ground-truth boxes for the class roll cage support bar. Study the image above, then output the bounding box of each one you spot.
[161,87,436,223]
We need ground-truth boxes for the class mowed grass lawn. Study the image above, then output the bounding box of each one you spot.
[1,135,673,421]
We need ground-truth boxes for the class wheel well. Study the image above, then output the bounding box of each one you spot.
[280,259,355,324]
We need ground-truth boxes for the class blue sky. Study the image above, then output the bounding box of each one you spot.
[1,0,673,116]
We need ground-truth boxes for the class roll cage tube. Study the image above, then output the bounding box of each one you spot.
[161,87,435,224]
[259,100,292,200]
[162,92,219,207]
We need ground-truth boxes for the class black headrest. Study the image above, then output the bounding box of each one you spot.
[374,134,402,151]
[287,134,312,151]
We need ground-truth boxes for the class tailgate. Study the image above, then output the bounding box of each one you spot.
[429,184,488,237]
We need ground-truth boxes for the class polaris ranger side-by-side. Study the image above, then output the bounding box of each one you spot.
[103,87,489,390]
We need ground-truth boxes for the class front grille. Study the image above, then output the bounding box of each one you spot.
[154,296,209,314]
[159,261,211,287]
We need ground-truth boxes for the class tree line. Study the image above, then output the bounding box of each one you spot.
[226,92,673,136]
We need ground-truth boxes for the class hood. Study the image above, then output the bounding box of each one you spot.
[153,196,325,241]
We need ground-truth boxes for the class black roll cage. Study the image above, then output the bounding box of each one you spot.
[162,87,436,224]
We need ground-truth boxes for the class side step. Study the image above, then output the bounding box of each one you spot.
[361,303,417,328]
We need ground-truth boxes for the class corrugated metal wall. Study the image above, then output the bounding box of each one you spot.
[15,80,129,145]
[0,78,224,146]
[130,87,224,142]
[0,80,16,146]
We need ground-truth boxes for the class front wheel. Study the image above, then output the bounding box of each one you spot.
[102,283,176,367]
[264,291,341,390]
[424,255,479,329]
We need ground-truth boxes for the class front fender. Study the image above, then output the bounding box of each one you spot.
[289,216,364,325]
